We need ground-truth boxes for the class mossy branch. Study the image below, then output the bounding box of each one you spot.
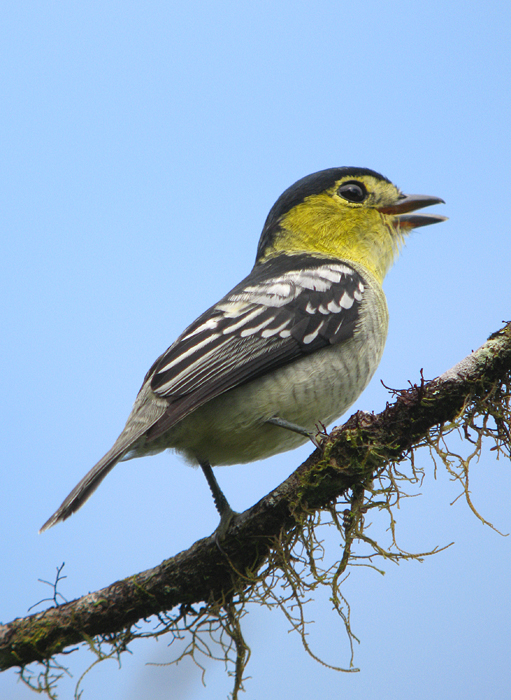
[1,321,510,674]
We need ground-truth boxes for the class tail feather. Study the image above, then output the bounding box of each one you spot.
[40,383,170,532]
[39,441,132,532]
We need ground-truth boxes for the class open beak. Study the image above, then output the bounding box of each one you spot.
[378,194,448,230]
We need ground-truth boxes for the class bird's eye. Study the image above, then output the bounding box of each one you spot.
[337,181,367,203]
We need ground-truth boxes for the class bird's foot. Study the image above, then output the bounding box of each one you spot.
[266,416,327,448]
[212,505,240,552]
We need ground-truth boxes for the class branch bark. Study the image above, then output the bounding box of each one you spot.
[2,322,511,672]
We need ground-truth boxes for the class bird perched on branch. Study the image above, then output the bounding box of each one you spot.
[40,167,446,537]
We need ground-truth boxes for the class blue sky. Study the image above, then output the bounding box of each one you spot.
[2,1,511,698]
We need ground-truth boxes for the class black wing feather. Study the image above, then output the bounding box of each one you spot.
[146,254,364,439]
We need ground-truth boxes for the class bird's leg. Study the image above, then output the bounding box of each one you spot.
[266,416,322,448]
[200,461,237,542]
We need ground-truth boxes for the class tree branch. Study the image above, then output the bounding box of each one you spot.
[2,321,510,672]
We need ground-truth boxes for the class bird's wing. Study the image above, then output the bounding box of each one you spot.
[146,254,365,438]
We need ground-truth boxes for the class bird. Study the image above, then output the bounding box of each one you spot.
[40,167,446,536]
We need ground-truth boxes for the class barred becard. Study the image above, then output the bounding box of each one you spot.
[41,167,446,535]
